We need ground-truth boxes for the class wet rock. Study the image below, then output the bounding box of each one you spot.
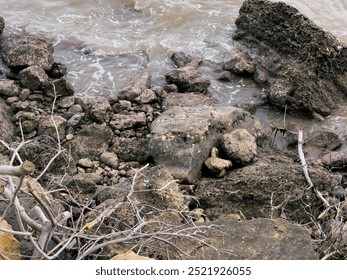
[65,123,113,161]
[99,152,119,169]
[109,112,147,130]
[0,33,54,71]
[223,48,255,75]
[162,92,215,110]
[0,98,15,141]
[44,76,74,97]
[118,72,151,101]
[222,129,257,165]
[149,106,262,183]
[196,154,340,222]
[0,79,21,97]
[77,96,112,123]
[110,137,150,163]
[48,62,67,78]
[233,0,347,116]
[37,115,67,141]
[194,217,318,260]
[164,67,211,93]
[18,65,49,91]
[171,51,202,68]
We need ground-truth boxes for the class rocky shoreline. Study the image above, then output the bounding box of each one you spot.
[1,0,347,260]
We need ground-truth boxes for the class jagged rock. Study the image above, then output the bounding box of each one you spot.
[37,115,67,141]
[18,65,49,91]
[48,62,67,78]
[222,128,257,165]
[58,96,76,109]
[110,137,150,163]
[196,154,340,222]
[0,79,21,97]
[149,106,262,183]
[118,72,151,101]
[204,147,232,177]
[171,52,202,68]
[99,152,119,169]
[232,0,347,116]
[223,48,255,75]
[0,16,4,35]
[194,217,318,260]
[0,98,15,141]
[109,112,147,130]
[44,76,74,97]
[65,123,113,161]
[304,130,342,159]
[0,33,54,71]
[77,96,112,123]
[134,89,157,104]
[164,67,211,93]
[162,92,215,110]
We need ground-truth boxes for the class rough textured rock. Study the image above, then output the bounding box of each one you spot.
[18,65,49,91]
[222,128,257,165]
[0,16,4,35]
[0,33,54,71]
[170,51,202,68]
[110,137,150,163]
[62,173,103,193]
[99,152,119,169]
[162,92,215,110]
[65,123,113,161]
[44,76,75,97]
[37,115,67,141]
[223,48,255,75]
[196,154,340,222]
[110,112,147,130]
[232,0,347,116]
[194,217,318,260]
[0,79,21,97]
[118,72,151,101]
[0,98,15,141]
[149,106,262,183]
[77,96,112,123]
[165,67,211,93]
[204,147,232,177]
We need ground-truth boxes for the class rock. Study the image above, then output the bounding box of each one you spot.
[0,16,4,35]
[77,96,112,123]
[0,98,15,141]
[48,62,67,78]
[58,96,76,109]
[223,48,255,75]
[171,52,202,68]
[0,79,21,97]
[109,112,147,130]
[194,218,318,260]
[164,67,211,93]
[99,152,119,169]
[149,106,262,183]
[65,123,113,161]
[37,115,67,141]
[18,65,49,91]
[118,72,151,101]
[11,100,30,111]
[162,92,215,110]
[222,129,257,165]
[110,137,150,163]
[204,147,232,177]
[77,158,95,169]
[44,76,74,97]
[62,173,103,193]
[233,0,347,116]
[111,251,154,260]
[320,151,347,169]
[0,33,54,71]
[67,113,84,127]
[196,154,340,222]
[134,89,157,104]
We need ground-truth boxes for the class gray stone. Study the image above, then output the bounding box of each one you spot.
[135,89,157,104]
[37,115,67,141]
[67,113,84,127]
[162,92,215,111]
[99,152,119,169]
[58,96,76,109]
[111,137,150,163]
[165,67,211,93]
[0,80,21,97]
[118,72,151,101]
[0,16,4,35]
[77,158,95,169]
[109,112,147,130]
[222,129,257,165]
[171,52,202,68]
[0,34,54,71]
[149,106,262,183]
[62,173,103,193]
[223,48,255,75]
[0,98,15,141]
[18,65,49,91]
[77,96,112,123]
[44,77,74,97]
[64,123,113,161]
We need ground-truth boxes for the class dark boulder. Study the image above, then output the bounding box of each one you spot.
[232,0,347,117]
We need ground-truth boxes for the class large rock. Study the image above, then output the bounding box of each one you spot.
[77,96,112,123]
[0,34,54,71]
[149,106,262,183]
[65,123,113,161]
[110,137,150,163]
[232,0,347,117]
[0,79,21,97]
[196,154,340,222]
[162,92,215,110]
[165,67,211,93]
[18,65,49,91]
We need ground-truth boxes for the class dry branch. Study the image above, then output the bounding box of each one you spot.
[0,161,35,177]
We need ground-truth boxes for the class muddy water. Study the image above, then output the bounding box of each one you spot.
[1,0,347,145]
